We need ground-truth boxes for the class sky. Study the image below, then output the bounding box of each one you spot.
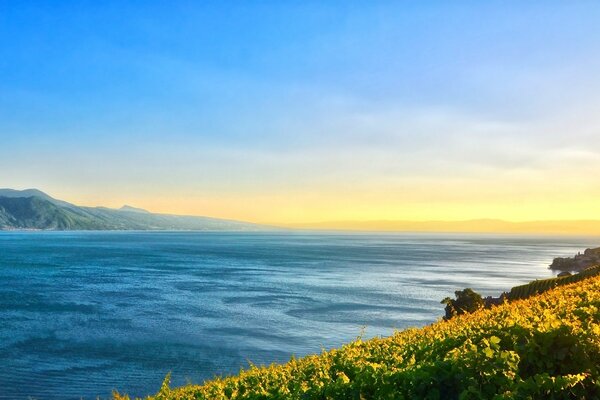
[1,1,600,225]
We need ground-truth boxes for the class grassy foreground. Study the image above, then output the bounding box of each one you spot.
[117,275,600,400]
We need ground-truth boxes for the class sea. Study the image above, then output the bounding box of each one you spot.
[0,231,597,399]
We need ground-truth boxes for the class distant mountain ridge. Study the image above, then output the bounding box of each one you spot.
[119,205,150,214]
[286,218,600,235]
[0,189,264,231]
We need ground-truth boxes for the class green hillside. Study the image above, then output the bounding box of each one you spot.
[0,196,111,230]
[0,189,264,231]
[116,275,600,399]
[507,265,600,301]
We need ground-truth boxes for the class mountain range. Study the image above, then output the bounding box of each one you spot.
[3,188,600,234]
[0,189,263,231]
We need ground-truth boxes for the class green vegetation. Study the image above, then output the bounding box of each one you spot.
[439,265,600,320]
[441,288,484,320]
[507,265,600,301]
[116,273,600,399]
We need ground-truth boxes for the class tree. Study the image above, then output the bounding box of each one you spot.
[441,288,484,320]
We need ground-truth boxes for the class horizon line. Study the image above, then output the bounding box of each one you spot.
[4,187,600,234]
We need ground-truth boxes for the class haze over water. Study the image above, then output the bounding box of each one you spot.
[0,232,597,399]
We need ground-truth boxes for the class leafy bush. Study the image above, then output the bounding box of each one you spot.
[441,288,484,320]
[115,275,600,400]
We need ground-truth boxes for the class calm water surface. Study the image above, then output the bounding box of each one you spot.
[0,232,597,399]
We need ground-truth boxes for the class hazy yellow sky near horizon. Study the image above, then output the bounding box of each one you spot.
[54,167,600,225]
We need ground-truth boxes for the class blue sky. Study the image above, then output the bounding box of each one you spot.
[1,2,600,223]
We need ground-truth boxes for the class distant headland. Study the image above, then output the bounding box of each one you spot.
[0,188,264,231]
[550,247,600,272]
